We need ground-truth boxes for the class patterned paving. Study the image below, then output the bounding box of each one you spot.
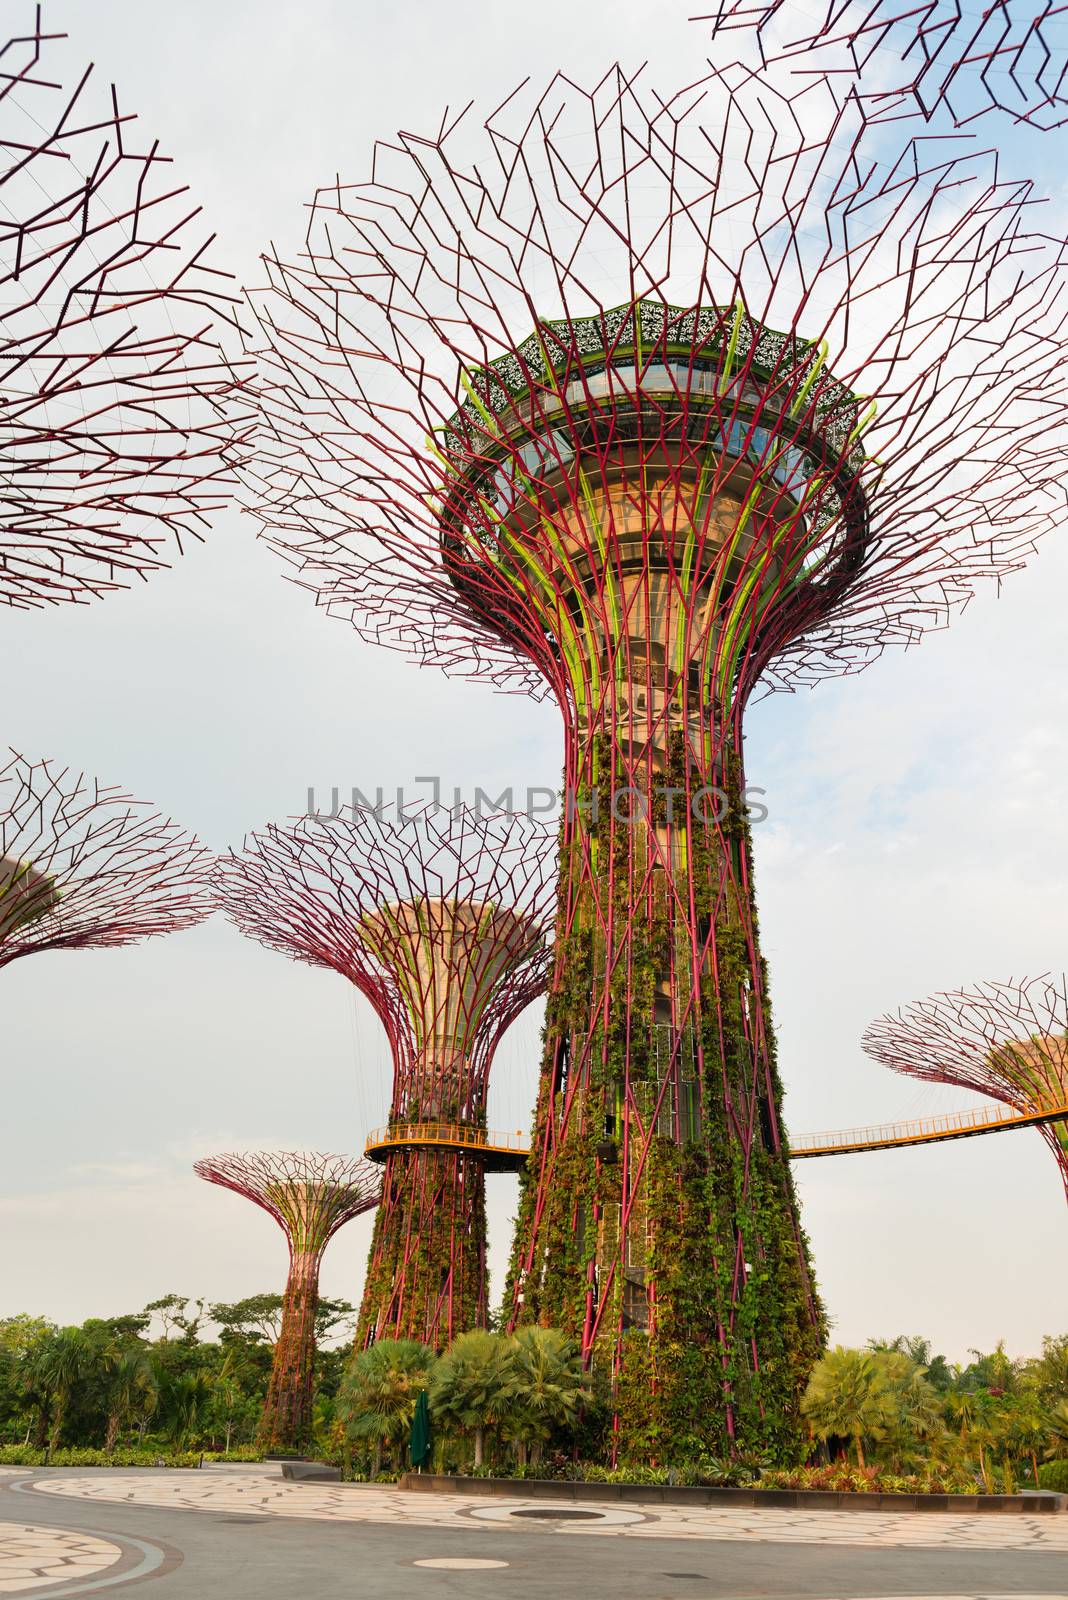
[26,1471,1068,1551]
[0,1524,121,1594]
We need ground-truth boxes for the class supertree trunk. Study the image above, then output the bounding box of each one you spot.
[506,662,821,1459]
[258,1249,321,1453]
[357,1147,488,1348]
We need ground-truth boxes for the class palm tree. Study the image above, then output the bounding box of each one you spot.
[157,1370,212,1450]
[500,1327,586,1468]
[430,1331,511,1469]
[32,1328,96,1453]
[338,1339,435,1475]
[801,1347,896,1468]
[103,1348,157,1454]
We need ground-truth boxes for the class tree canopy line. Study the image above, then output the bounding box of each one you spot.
[1,1299,1066,1491]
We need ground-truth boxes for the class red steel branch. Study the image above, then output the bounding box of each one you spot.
[235,62,1068,1458]
[213,804,556,1348]
[701,0,1068,129]
[194,1151,381,1453]
[0,749,213,966]
[864,975,1068,1202]
[0,7,251,608]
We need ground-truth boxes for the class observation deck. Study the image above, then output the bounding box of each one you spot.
[366,1100,1068,1172]
[364,1122,529,1173]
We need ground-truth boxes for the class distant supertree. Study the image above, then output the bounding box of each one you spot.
[702,0,1068,129]
[239,63,1068,1457]
[864,976,1068,1201]
[194,1151,381,1453]
[0,7,250,609]
[214,805,555,1348]
[0,750,212,965]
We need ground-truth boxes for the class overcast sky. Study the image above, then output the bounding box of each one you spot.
[1,0,1065,1360]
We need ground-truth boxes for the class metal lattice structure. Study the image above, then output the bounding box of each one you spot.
[194,1151,381,1453]
[863,976,1068,1201]
[214,805,555,1349]
[702,0,1068,128]
[239,63,1068,1458]
[1,7,250,609]
[0,750,212,966]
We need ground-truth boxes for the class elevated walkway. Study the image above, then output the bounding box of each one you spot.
[789,1098,1068,1159]
[366,1100,1068,1170]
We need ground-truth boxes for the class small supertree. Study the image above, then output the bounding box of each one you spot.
[194,1151,381,1453]
[0,750,212,966]
[237,60,1068,1459]
[0,7,250,609]
[863,976,1068,1202]
[214,805,555,1348]
[702,0,1068,128]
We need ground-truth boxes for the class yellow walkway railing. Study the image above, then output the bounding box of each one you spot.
[789,1098,1068,1159]
[366,1101,1068,1166]
[364,1122,528,1170]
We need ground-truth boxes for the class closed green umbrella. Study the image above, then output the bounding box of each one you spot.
[410,1388,431,1471]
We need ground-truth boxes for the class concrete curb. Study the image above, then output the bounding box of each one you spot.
[396,1471,1067,1514]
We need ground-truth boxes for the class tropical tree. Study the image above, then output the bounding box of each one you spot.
[102,1347,158,1453]
[801,1347,897,1468]
[339,1339,435,1475]
[430,1331,512,1468]
[32,1328,97,1452]
[499,1327,586,1468]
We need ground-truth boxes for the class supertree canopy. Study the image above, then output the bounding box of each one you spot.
[702,0,1068,128]
[0,749,212,966]
[194,1151,381,1453]
[240,62,1068,1458]
[0,8,250,609]
[864,976,1068,1202]
[214,805,555,1349]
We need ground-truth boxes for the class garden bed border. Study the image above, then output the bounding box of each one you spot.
[397,1471,1067,1514]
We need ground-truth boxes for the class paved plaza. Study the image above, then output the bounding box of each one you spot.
[0,1466,1066,1598]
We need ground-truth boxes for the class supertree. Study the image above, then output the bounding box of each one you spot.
[1,7,250,609]
[213,805,555,1348]
[863,976,1068,1202]
[194,1151,381,1453]
[238,62,1068,1457]
[701,0,1068,129]
[1,749,212,964]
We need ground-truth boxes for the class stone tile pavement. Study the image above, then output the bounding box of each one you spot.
[25,1471,1068,1551]
[0,1523,121,1594]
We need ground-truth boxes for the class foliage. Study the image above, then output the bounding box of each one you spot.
[337,1339,436,1474]
[760,1462,983,1494]
[0,1445,200,1468]
[1037,1460,1068,1493]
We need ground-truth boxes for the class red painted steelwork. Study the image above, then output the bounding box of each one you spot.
[0,749,212,965]
[1,7,251,608]
[864,974,1068,1202]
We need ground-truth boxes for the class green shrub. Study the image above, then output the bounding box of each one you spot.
[0,1445,200,1469]
[201,1446,265,1463]
[1037,1460,1068,1493]
[760,1463,982,1495]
